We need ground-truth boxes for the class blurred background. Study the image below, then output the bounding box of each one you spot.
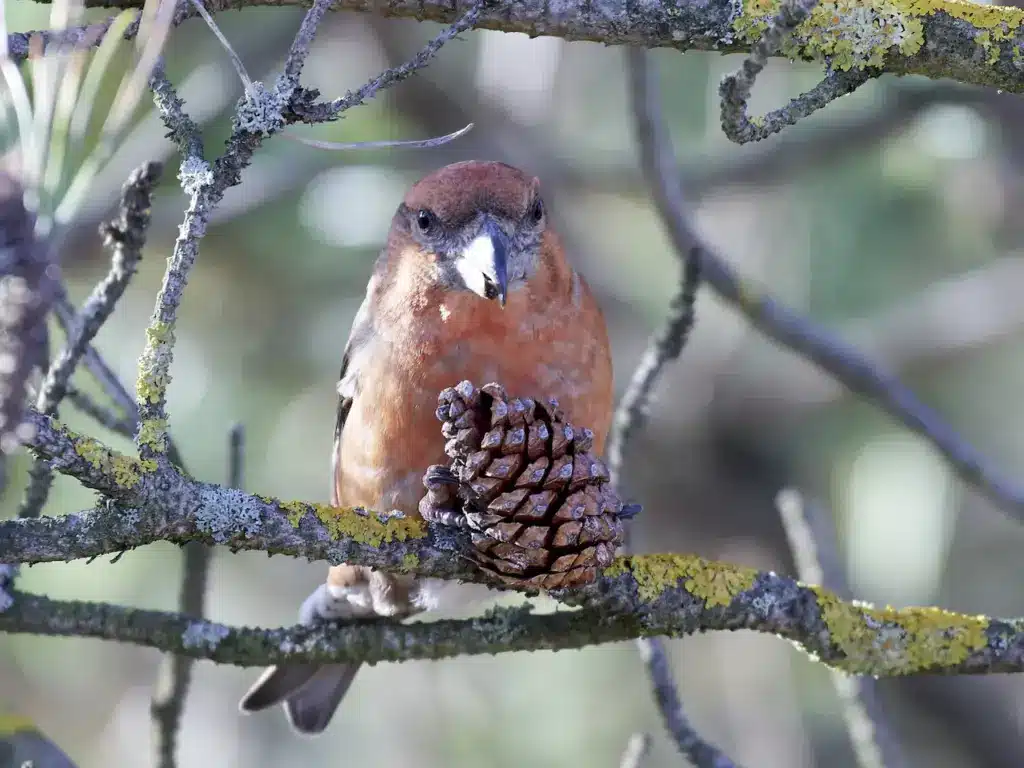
[3,2,1024,766]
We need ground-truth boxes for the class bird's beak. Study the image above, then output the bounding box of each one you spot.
[459,216,510,307]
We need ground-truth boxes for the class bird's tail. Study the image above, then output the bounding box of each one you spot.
[239,662,362,735]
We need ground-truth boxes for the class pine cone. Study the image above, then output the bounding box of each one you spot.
[420,380,627,590]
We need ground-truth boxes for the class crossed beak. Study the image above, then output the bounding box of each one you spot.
[460,215,510,307]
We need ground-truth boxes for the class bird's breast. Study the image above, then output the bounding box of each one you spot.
[335,287,612,516]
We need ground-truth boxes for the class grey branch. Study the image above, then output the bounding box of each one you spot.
[638,638,740,768]
[18,163,162,521]
[717,0,874,143]
[615,55,1024,525]
[622,46,739,768]
[53,291,138,421]
[66,386,136,436]
[777,490,907,768]
[151,425,242,768]
[2,412,1024,674]
[13,0,1024,94]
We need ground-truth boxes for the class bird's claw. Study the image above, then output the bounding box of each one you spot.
[299,581,376,625]
[423,464,459,487]
[619,502,642,519]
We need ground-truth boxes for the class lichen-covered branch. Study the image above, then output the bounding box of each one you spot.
[133,0,479,462]
[718,0,876,144]
[2,532,1023,676]
[18,163,162,521]
[18,0,1024,93]
[4,410,1022,676]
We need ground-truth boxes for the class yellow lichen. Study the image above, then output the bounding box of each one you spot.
[607,554,758,607]
[812,586,990,674]
[73,434,154,489]
[266,495,428,545]
[136,418,168,453]
[402,552,420,572]
[0,714,35,736]
[733,0,1024,72]
[136,320,175,405]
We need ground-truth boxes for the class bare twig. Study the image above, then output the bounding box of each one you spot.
[187,0,253,90]
[18,162,161,520]
[701,249,1024,518]
[66,385,136,435]
[621,45,739,768]
[625,56,1024,523]
[639,637,739,768]
[151,424,243,768]
[282,122,474,152]
[608,53,702,492]
[53,291,138,419]
[777,489,907,768]
[48,162,159,404]
[619,733,652,768]
[292,1,489,124]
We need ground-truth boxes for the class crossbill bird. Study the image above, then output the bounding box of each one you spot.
[239,160,614,734]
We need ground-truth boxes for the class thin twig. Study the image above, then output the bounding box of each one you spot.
[614,46,736,768]
[282,121,474,152]
[777,489,906,768]
[18,162,161,520]
[151,424,243,768]
[66,386,133,435]
[619,733,652,768]
[630,55,1024,523]
[187,0,253,90]
[639,638,739,768]
[292,0,489,124]
[53,290,138,418]
[717,0,876,144]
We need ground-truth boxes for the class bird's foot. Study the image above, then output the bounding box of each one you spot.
[299,581,375,625]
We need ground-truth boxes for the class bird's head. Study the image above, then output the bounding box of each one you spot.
[393,160,547,307]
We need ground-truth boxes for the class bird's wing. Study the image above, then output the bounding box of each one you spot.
[330,272,379,506]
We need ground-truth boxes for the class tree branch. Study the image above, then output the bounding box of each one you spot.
[1,542,1021,676]
[17,0,1024,93]
[619,43,1024,524]
[18,162,161,521]
[2,411,1020,676]
[150,425,241,768]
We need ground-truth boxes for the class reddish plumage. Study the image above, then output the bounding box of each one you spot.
[240,160,613,734]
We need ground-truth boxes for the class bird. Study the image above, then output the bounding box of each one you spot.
[238,160,614,734]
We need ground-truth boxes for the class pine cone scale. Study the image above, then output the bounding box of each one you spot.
[422,380,630,590]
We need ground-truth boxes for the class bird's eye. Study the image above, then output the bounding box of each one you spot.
[416,209,436,233]
[530,198,544,225]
